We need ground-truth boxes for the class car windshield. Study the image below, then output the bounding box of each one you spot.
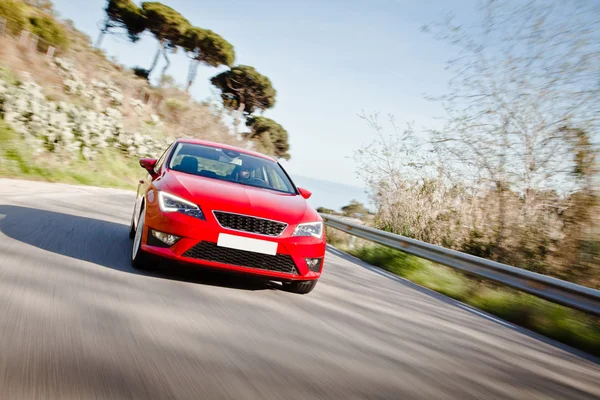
[168,142,297,194]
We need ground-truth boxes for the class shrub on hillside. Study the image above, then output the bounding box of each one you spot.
[28,14,69,50]
[0,0,28,34]
[0,74,169,160]
[164,98,190,122]
[132,67,150,80]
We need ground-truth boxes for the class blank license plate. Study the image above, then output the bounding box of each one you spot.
[217,233,278,256]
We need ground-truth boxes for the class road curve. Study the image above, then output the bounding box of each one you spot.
[0,178,599,400]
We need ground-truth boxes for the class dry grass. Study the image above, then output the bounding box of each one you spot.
[0,35,64,96]
[0,20,237,146]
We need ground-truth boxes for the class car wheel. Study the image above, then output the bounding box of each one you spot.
[128,206,136,239]
[131,208,154,270]
[281,280,318,294]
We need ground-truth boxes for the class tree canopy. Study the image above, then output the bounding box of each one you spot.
[316,207,336,215]
[341,200,369,218]
[140,2,191,77]
[103,0,146,42]
[182,27,235,68]
[92,1,290,159]
[141,2,190,49]
[182,27,235,91]
[245,116,290,160]
[210,65,276,115]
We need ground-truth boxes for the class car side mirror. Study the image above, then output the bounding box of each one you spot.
[139,158,158,177]
[298,187,312,199]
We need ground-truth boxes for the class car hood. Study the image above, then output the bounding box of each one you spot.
[162,171,313,224]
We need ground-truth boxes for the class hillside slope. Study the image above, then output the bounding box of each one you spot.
[0,0,251,188]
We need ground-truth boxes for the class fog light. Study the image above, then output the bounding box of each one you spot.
[306,258,322,272]
[151,229,181,246]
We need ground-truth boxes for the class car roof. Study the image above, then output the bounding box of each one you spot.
[175,138,276,162]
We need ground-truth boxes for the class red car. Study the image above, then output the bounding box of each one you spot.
[128,138,326,294]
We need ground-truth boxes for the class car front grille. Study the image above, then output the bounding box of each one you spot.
[213,211,287,237]
[182,242,299,275]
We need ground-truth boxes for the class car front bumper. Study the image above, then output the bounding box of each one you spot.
[140,204,326,281]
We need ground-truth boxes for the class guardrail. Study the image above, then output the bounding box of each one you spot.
[321,214,600,317]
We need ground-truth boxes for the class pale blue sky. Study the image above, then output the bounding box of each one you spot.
[52,0,477,187]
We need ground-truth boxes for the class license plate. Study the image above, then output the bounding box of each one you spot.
[217,233,278,256]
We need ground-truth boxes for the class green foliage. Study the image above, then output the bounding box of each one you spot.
[0,67,21,86]
[350,243,600,356]
[245,116,290,160]
[105,0,147,42]
[182,27,235,67]
[164,98,190,123]
[350,245,425,278]
[341,200,369,217]
[141,2,190,49]
[165,98,189,111]
[406,263,473,302]
[324,226,352,248]
[317,207,336,215]
[0,0,28,34]
[24,0,55,15]
[0,121,140,189]
[211,65,276,115]
[28,14,69,50]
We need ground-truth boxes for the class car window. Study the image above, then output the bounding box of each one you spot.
[167,142,297,194]
[154,143,173,174]
[266,168,290,192]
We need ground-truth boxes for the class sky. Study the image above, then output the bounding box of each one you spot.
[51,0,477,190]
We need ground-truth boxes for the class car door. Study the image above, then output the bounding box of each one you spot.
[133,143,173,226]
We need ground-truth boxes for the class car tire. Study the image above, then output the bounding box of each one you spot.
[131,208,155,270]
[128,207,136,239]
[281,280,318,294]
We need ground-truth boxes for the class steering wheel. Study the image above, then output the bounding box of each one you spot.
[246,177,268,186]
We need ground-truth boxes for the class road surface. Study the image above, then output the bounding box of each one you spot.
[0,178,599,399]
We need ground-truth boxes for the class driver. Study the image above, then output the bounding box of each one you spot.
[238,166,251,181]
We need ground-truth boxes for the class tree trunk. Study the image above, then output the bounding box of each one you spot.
[160,46,171,82]
[186,59,199,93]
[95,16,110,49]
[95,30,106,49]
[233,102,245,135]
[147,43,162,74]
[95,17,109,48]
[495,180,507,255]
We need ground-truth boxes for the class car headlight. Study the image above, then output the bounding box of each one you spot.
[158,191,205,220]
[292,222,323,239]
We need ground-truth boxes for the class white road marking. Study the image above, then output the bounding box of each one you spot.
[455,304,515,328]
[327,245,517,329]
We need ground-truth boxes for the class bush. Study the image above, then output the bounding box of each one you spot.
[325,226,353,248]
[28,14,69,50]
[349,242,600,356]
[0,0,28,34]
[132,67,150,80]
[350,245,424,277]
[405,263,474,302]
[164,98,189,122]
[471,288,600,354]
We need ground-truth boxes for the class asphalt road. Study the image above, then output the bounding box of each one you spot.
[0,178,599,400]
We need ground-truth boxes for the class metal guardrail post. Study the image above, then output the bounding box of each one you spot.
[321,214,600,317]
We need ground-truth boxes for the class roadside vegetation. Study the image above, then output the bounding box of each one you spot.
[324,0,600,356]
[353,0,600,290]
[353,245,600,356]
[323,231,600,356]
[0,0,291,188]
[0,121,141,189]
